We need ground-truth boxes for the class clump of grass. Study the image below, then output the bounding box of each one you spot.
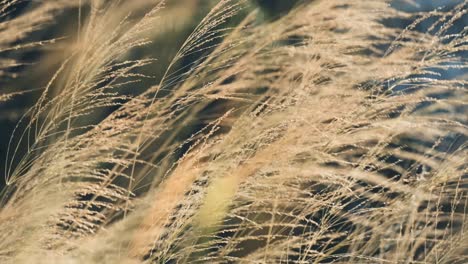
[0,0,466,263]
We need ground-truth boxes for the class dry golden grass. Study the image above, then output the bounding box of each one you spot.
[0,0,466,263]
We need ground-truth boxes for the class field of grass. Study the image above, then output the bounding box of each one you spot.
[0,0,466,263]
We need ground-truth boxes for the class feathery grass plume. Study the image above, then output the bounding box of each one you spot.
[0,0,84,129]
[0,0,83,88]
[0,0,466,263]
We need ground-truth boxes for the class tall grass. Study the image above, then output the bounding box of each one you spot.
[0,0,466,263]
